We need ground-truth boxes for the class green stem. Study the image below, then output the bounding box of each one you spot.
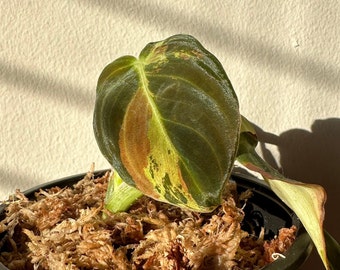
[237,115,332,270]
[104,170,143,213]
[237,148,284,180]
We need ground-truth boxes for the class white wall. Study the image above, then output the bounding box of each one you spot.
[1,1,339,268]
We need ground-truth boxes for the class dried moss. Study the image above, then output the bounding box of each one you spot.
[0,170,295,270]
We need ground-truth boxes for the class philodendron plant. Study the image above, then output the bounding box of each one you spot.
[93,34,339,269]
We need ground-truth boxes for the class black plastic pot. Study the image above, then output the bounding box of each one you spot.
[0,170,313,269]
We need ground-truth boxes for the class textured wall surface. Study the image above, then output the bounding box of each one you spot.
[1,1,339,268]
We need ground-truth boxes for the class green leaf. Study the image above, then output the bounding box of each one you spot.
[104,169,143,213]
[237,116,331,270]
[94,34,241,212]
[325,230,340,270]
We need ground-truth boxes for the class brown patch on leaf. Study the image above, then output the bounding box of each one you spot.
[119,89,158,198]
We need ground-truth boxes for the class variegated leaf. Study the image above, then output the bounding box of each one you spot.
[94,34,240,212]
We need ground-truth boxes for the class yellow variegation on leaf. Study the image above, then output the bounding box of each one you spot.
[94,34,240,212]
[94,34,338,269]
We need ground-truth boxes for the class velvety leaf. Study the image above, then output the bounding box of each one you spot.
[237,116,330,270]
[94,34,240,212]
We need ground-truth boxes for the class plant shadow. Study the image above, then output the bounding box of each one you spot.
[254,118,340,269]
[89,0,340,92]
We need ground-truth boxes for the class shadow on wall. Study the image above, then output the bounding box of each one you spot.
[255,118,340,233]
[0,61,92,111]
[89,0,340,92]
[255,118,340,269]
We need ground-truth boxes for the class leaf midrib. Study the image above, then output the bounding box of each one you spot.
[134,60,207,198]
